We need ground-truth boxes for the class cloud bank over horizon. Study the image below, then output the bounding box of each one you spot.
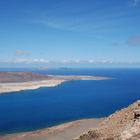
[0,0,140,68]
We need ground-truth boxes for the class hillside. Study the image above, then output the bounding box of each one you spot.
[0,72,51,83]
[75,100,140,140]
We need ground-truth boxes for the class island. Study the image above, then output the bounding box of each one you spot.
[0,72,111,94]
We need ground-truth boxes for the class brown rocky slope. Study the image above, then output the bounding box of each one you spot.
[0,72,51,83]
[75,100,140,140]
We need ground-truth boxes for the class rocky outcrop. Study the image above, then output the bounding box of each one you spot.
[75,100,140,140]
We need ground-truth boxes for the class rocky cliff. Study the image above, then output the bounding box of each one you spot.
[75,100,140,140]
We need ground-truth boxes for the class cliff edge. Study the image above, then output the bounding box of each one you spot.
[75,100,140,140]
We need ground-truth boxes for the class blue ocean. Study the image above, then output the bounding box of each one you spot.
[0,68,140,134]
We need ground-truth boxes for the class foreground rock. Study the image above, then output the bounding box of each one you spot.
[75,100,140,140]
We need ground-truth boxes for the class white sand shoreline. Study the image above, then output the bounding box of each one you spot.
[0,79,65,94]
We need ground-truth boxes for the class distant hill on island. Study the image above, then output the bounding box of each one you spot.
[0,72,51,83]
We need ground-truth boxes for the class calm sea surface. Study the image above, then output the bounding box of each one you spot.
[0,68,140,134]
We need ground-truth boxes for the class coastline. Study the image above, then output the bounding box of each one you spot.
[0,73,108,139]
[0,118,105,140]
[0,75,111,94]
[0,79,65,94]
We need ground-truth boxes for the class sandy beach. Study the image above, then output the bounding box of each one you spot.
[0,79,65,94]
[0,118,105,140]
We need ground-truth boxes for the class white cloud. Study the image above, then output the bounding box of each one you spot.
[33,18,79,31]
[15,50,31,56]
[0,58,140,65]
[7,58,50,64]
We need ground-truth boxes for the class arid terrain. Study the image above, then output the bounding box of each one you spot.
[0,72,52,83]
[75,100,140,140]
[0,72,110,94]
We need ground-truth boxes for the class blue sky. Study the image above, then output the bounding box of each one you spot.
[0,0,140,67]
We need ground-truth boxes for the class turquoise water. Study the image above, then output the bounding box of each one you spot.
[0,68,140,134]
